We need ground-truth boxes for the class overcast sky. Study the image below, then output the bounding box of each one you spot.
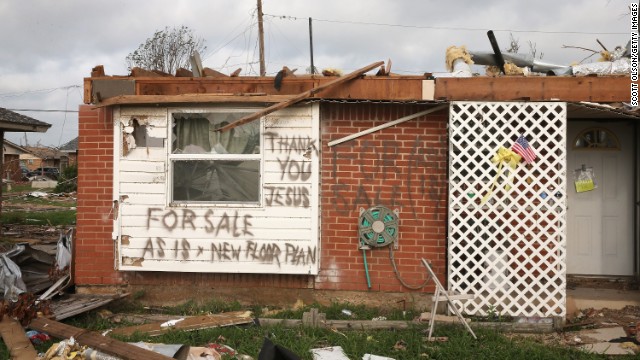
[0,0,631,147]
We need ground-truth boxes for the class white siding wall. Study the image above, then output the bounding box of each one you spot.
[114,104,320,274]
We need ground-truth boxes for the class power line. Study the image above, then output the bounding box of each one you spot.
[6,109,79,113]
[0,85,81,98]
[264,13,627,35]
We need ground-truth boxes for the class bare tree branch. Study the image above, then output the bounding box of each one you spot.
[126,26,207,74]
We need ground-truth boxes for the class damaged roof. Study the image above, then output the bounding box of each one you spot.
[83,59,637,122]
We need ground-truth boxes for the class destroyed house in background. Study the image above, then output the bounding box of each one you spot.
[75,53,639,321]
[0,109,51,183]
[3,140,28,182]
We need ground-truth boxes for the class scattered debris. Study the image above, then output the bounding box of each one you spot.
[423,336,448,342]
[303,307,326,327]
[51,293,130,321]
[311,346,349,360]
[258,337,300,360]
[321,68,343,76]
[26,329,50,345]
[160,317,185,328]
[30,317,174,360]
[444,45,473,77]
[392,340,407,351]
[362,355,395,360]
[0,292,51,326]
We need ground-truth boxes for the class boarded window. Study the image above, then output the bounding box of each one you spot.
[170,111,261,204]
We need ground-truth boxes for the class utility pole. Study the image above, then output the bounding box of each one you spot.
[257,0,266,76]
[309,17,315,75]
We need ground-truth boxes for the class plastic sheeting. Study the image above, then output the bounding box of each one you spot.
[572,58,631,76]
[0,254,26,301]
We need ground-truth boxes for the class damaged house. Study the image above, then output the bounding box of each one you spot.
[75,57,639,321]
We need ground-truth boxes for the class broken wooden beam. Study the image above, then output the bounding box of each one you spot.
[215,60,385,132]
[29,317,174,360]
[108,311,253,337]
[328,104,447,147]
[0,317,38,360]
[258,318,415,330]
[95,93,293,107]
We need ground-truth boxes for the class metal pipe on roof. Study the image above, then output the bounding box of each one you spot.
[487,31,506,74]
[468,51,572,75]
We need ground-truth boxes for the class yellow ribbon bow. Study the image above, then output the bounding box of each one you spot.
[481,147,522,204]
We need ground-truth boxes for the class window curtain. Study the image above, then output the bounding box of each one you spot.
[174,117,211,153]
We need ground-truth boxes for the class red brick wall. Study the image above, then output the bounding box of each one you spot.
[318,103,449,293]
[76,105,120,285]
[75,103,449,295]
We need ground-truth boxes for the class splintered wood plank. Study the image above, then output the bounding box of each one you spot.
[109,311,253,337]
[29,317,173,360]
[51,293,129,321]
[216,61,384,132]
[0,317,38,360]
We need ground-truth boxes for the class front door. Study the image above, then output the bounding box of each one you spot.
[567,122,634,275]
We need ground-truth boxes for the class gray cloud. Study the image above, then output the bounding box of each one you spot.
[0,0,631,146]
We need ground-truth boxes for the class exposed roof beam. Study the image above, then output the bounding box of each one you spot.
[94,94,294,107]
[216,61,385,132]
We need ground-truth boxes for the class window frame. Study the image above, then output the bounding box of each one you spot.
[167,107,264,208]
[572,126,620,151]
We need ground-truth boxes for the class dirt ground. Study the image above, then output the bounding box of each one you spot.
[1,189,74,241]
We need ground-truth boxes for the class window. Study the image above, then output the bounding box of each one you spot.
[169,111,261,204]
[573,127,620,150]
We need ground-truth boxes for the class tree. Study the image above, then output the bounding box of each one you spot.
[126,26,207,74]
[54,164,77,193]
[506,33,544,60]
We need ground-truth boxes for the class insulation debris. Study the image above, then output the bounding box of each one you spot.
[485,62,528,77]
[445,46,473,72]
[321,68,343,76]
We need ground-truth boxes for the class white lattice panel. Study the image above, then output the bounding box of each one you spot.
[448,102,567,318]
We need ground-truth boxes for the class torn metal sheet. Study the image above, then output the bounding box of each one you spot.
[0,229,74,301]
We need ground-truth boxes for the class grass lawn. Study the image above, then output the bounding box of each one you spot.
[2,300,626,360]
[1,184,76,226]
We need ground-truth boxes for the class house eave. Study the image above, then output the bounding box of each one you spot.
[0,121,51,133]
[85,74,632,106]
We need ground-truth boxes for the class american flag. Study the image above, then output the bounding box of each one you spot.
[511,135,536,164]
